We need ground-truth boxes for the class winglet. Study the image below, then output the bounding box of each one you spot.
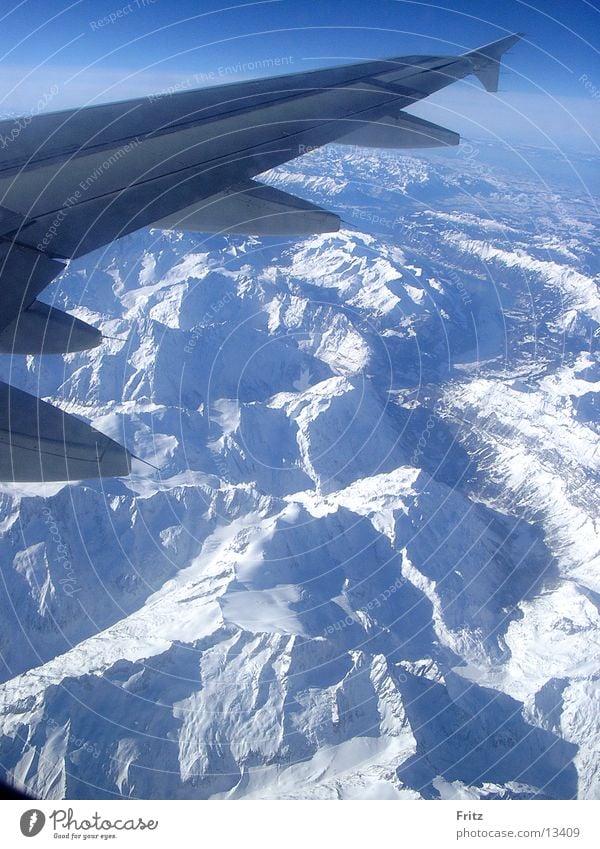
[463,32,524,92]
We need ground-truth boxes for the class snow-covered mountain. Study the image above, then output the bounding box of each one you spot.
[0,141,598,799]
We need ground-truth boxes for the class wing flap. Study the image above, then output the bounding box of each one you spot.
[152,180,340,236]
[336,112,459,149]
[0,242,66,332]
[0,382,132,481]
[0,204,25,237]
[0,301,102,354]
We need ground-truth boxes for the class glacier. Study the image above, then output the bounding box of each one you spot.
[0,140,598,800]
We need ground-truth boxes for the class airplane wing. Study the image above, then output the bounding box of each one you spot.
[0,33,522,481]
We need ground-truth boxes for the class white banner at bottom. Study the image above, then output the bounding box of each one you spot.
[1,799,598,847]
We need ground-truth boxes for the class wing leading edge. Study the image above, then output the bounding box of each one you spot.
[0,33,522,481]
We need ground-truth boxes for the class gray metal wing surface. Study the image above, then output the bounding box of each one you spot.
[0,33,522,481]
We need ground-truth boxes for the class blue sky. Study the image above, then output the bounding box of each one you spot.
[0,0,598,150]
